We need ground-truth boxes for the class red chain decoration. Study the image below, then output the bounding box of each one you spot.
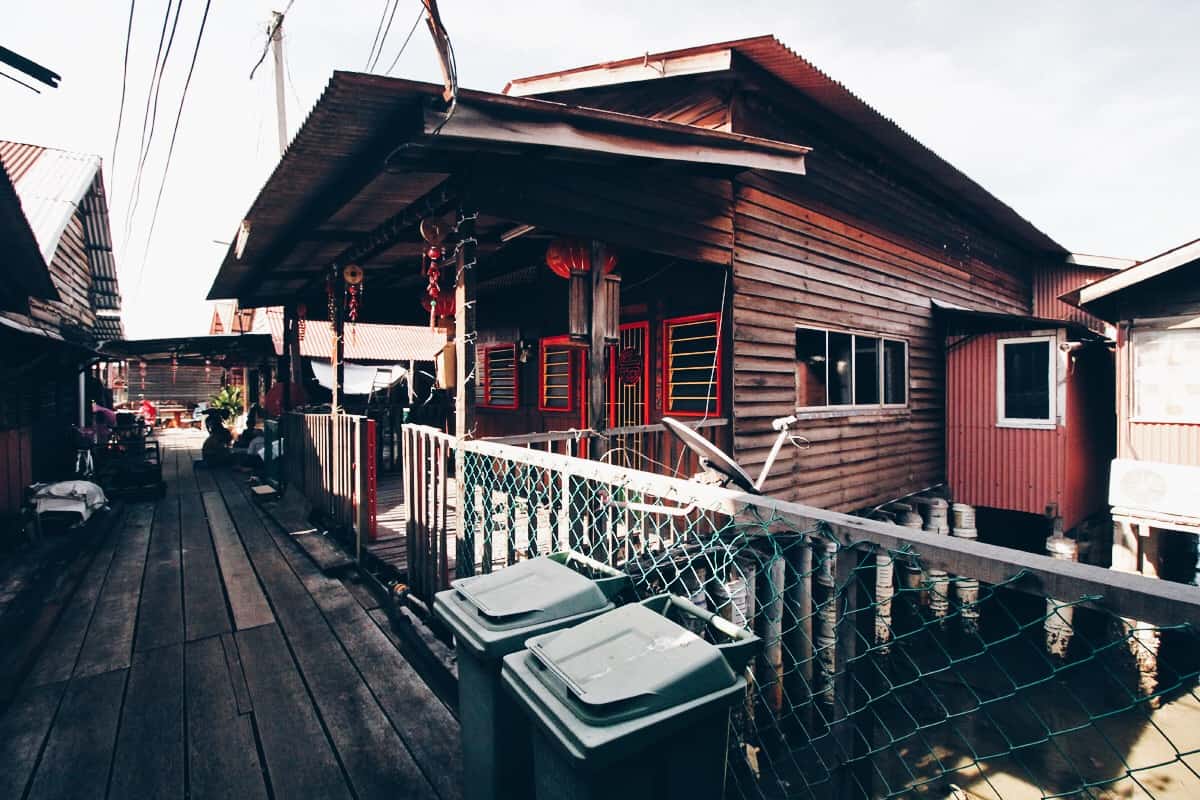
[297,303,307,342]
[170,355,178,384]
[422,244,452,327]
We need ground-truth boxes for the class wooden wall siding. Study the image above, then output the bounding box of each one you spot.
[731,181,1031,511]
[28,213,97,336]
[0,427,33,515]
[473,165,734,267]
[1032,265,1112,333]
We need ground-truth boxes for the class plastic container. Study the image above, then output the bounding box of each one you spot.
[433,551,628,800]
[501,594,760,800]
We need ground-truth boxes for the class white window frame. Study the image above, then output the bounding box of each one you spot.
[996,335,1057,429]
[794,324,909,414]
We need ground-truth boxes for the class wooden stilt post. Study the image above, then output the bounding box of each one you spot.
[455,207,477,573]
[282,304,295,412]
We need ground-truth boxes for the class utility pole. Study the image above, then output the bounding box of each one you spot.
[270,11,288,156]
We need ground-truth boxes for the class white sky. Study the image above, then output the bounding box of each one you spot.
[5,1,1199,338]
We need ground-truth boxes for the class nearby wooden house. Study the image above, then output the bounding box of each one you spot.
[1068,239,1200,578]
[208,35,1111,526]
[0,141,124,515]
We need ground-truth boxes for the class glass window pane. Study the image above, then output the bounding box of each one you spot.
[883,340,906,405]
[828,332,853,406]
[1002,341,1050,420]
[1133,329,1200,422]
[795,328,827,407]
[854,336,880,404]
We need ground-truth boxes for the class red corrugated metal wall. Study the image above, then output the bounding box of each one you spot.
[1032,266,1111,333]
[946,331,1066,523]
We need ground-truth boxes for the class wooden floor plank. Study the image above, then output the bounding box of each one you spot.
[243,480,461,800]
[73,503,154,679]
[26,668,127,800]
[235,623,352,800]
[108,643,185,798]
[201,492,274,631]
[134,496,184,652]
[180,492,232,641]
[0,681,67,799]
[185,635,269,800]
[22,511,123,689]
[219,632,253,716]
[218,473,441,800]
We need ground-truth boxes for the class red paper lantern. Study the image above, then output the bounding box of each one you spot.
[545,238,618,279]
[421,292,456,318]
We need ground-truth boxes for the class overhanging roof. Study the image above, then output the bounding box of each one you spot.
[1074,238,1200,319]
[507,35,1066,255]
[207,72,810,306]
[933,300,1101,340]
[101,334,275,366]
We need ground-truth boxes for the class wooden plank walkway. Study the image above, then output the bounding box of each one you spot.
[0,430,462,800]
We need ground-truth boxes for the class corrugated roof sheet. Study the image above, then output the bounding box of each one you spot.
[0,155,56,309]
[93,315,125,341]
[265,308,445,362]
[508,35,1065,255]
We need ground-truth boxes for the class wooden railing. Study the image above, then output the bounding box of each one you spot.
[402,424,456,602]
[489,418,730,479]
[280,412,376,558]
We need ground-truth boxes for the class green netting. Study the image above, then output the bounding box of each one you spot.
[453,448,1200,799]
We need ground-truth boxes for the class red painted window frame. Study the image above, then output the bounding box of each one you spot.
[608,321,651,426]
[662,312,723,418]
[479,343,519,410]
[538,335,582,414]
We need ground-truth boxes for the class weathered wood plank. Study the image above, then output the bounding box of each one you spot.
[235,623,352,800]
[134,495,184,652]
[74,503,154,678]
[109,643,185,798]
[292,531,354,574]
[220,632,254,716]
[26,668,127,800]
[253,494,462,800]
[217,474,441,800]
[201,492,274,630]
[180,492,232,640]
[0,681,67,799]
[185,635,269,800]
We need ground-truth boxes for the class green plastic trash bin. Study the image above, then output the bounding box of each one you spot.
[433,551,628,800]
[501,594,760,800]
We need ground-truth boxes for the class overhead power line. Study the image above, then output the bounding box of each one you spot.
[364,0,394,71]
[109,0,137,193]
[383,7,424,76]
[249,0,294,80]
[131,0,213,305]
[123,0,181,242]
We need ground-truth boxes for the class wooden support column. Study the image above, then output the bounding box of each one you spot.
[282,303,300,411]
[332,278,345,414]
[588,240,608,462]
[455,209,478,574]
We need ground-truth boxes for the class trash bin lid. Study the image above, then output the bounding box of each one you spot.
[434,556,614,659]
[526,602,738,726]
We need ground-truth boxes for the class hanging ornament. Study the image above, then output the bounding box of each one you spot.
[138,360,146,390]
[420,217,449,245]
[170,355,179,384]
[421,242,453,327]
[343,264,364,285]
[420,292,455,318]
[545,238,618,279]
[204,358,212,377]
[326,273,338,358]
[296,302,308,342]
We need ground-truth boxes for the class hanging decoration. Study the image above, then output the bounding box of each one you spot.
[544,238,618,279]
[170,354,178,384]
[138,360,146,390]
[326,274,338,358]
[204,359,212,377]
[296,303,307,342]
[344,265,363,344]
[421,242,454,327]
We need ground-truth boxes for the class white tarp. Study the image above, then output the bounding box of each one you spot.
[310,360,407,396]
[33,480,108,522]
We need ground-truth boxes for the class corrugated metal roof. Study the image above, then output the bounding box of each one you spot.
[0,141,102,264]
[508,35,1066,255]
[265,308,445,362]
[93,315,125,341]
[0,140,123,324]
[0,155,56,308]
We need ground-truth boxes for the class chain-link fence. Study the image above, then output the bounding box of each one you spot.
[406,427,1200,799]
